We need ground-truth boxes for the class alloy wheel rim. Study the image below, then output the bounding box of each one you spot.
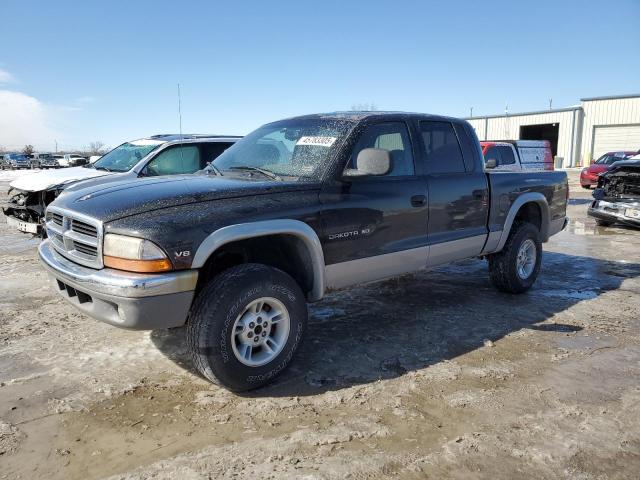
[516,239,536,279]
[231,297,290,367]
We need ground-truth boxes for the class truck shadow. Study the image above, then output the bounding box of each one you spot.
[150,251,639,397]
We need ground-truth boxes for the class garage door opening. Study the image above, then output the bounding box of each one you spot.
[519,123,560,156]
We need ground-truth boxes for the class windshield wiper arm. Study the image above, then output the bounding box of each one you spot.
[205,163,224,176]
[94,166,112,172]
[228,166,281,180]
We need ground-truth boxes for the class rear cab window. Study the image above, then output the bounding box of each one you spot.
[419,121,466,174]
[498,145,516,165]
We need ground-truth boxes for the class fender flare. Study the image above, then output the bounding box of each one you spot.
[495,192,550,252]
[191,219,326,301]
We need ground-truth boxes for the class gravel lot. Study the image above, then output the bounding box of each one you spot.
[1,170,639,479]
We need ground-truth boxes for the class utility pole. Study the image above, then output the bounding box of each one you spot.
[55,140,58,153]
[549,98,553,110]
[470,106,473,118]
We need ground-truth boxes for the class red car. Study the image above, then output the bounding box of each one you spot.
[580,151,637,188]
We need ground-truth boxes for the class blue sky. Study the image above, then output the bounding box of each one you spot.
[1,0,639,151]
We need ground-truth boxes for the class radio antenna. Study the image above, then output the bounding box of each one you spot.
[177,83,183,140]
[177,83,185,165]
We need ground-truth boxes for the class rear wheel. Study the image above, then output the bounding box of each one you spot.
[581,184,591,189]
[186,263,307,391]
[488,222,542,294]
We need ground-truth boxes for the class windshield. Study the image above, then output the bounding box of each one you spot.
[595,153,630,165]
[11,154,28,160]
[211,118,354,180]
[90,140,164,172]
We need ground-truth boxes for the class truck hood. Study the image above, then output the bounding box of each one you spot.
[51,174,316,223]
[9,167,112,192]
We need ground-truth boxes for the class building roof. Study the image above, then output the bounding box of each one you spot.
[464,105,581,121]
[580,93,640,102]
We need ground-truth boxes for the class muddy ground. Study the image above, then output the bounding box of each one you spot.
[0,170,638,479]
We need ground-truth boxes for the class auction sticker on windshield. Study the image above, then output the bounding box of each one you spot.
[296,136,337,147]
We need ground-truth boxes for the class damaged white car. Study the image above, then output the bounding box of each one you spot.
[2,134,239,234]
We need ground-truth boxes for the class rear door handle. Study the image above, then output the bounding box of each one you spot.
[411,195,426,207]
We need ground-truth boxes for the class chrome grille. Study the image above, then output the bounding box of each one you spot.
[45,206,103,268]
[52,212,63,227]
[71,219,98,238]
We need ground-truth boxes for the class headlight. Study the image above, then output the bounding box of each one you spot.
[103,234,172,273]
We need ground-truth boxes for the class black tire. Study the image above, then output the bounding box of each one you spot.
[581,184,591,190]
[186,263,307,391]
[488,222,542,294]
[595,218,614,227]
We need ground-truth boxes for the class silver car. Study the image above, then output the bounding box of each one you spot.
[3,134,240,234]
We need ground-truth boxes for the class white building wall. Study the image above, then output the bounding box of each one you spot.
[466,109,580,167]
[580,96,640,164]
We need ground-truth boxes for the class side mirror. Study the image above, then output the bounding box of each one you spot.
[343,148,392,177]
[485,158,497,169]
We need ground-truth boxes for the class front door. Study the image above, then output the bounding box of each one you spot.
[320,120,429,289]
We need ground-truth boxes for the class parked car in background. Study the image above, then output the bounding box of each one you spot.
[481,140,554,171]
[589,158,640,227]
[580,151,636,189]
[36,153,60,169]
[28,153,41,169]
[3,134,240,234]
[37,112,568,391]
[63,154,89,167]
[1,153,31,169]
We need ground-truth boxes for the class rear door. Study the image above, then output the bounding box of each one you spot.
[419,121,490,267]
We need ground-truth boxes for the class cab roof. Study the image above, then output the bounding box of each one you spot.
[283,111,464,123]
[144,134,242,142]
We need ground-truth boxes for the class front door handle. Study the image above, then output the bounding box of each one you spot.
[411,195,426,207]
[472,189,486,200]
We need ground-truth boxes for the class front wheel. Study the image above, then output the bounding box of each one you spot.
[595,218,614,227]
[488,222,542,294]
[186,263,307,391]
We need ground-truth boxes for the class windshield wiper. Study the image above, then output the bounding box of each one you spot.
[204,163,224,176]
[94,166,112,172]
[227,166,281,181]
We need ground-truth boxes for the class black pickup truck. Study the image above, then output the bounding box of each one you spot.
[38,112,568,390]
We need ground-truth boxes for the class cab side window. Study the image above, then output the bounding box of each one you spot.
[144,145,201,176]
[484,146,502,166]
[420,121,466,174]
[498,146,516,165]
[348,122,415,176]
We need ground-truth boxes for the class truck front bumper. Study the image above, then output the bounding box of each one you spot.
[588,200,640,228]
[6,214,41,234]
[39,239,198,330]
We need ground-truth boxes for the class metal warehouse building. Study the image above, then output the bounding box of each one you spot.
[466,94,640,168]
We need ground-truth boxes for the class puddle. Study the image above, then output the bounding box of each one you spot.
[310,306,346,321]
[536,289,598,300]
[567,219,638,236]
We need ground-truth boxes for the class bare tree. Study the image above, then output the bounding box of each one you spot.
[350,102,378,111]
[86,141,108,156]
[22,145,35,156]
